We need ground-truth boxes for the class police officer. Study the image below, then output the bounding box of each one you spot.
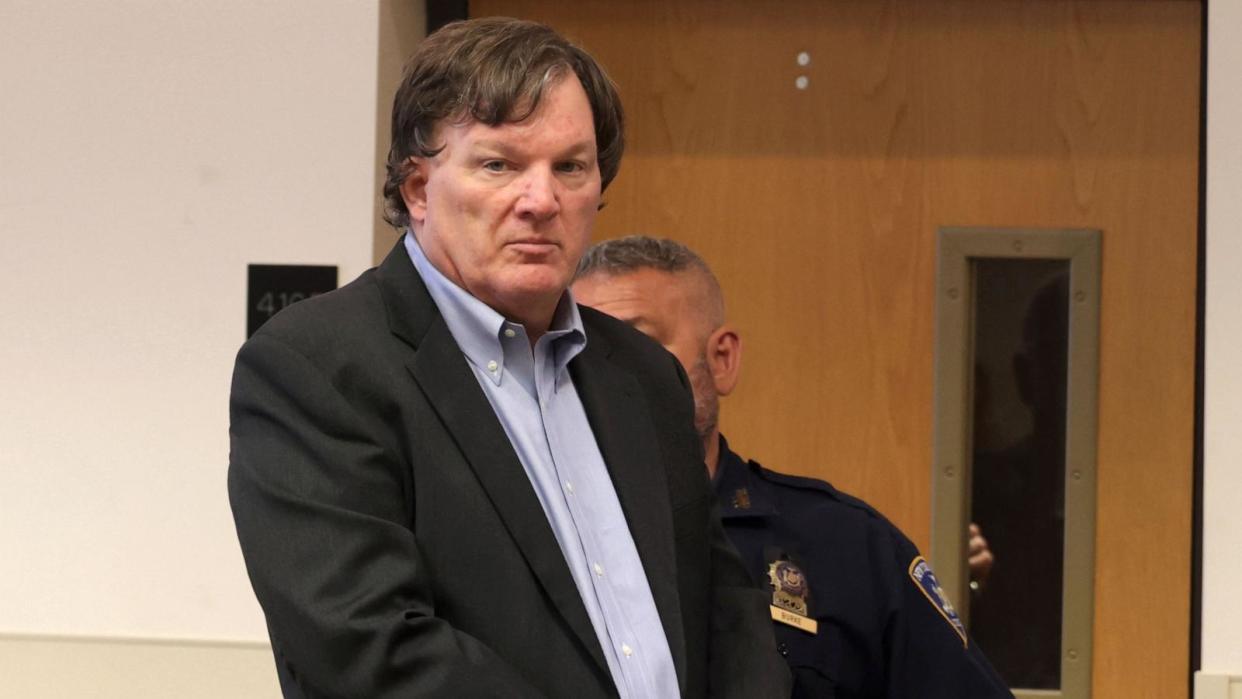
[574,235,1013,699]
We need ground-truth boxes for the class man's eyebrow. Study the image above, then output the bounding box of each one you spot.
[471,139,596,158]
[558,140,597,157]
[469,140,518,156]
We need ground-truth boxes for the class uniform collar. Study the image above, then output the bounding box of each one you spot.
[713,435,778,519]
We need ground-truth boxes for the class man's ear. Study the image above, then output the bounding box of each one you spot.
[398,157,430,226]
[705,324,742,397]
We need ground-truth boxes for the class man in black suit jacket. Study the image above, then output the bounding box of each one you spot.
[228,17,788,698]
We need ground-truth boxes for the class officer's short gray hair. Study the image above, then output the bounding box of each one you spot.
[576,235,725,327]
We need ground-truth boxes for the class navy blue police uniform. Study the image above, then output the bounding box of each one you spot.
[713,437,1013,699]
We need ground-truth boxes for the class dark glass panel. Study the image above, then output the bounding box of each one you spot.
[968,258,1070,690]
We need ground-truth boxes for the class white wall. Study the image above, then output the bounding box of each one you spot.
[0,634,279,698]
[1202,0,1242,683]
[0,0,380,650]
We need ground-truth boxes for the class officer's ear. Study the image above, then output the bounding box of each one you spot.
[704,323,741,397]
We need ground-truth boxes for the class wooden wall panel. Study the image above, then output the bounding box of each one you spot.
[470,2,1200,696]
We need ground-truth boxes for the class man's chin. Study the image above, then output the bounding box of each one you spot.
[481,273,575,323]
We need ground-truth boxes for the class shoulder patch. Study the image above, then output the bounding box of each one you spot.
[908,556,968,647]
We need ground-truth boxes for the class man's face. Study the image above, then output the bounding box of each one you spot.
[403,76,602,325]
[573,268,720,439]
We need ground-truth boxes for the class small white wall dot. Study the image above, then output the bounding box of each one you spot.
[796,51,811,66]
[795,75,809,90]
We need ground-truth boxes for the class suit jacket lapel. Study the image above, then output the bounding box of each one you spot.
[374,242,610,677]
[571,335,688,689]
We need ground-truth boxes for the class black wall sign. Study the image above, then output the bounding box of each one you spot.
[247,264,338,337]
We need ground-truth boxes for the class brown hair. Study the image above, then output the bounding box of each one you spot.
[383,17,625,229]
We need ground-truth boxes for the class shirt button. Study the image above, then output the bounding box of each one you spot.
[593,563,604,577]
[486,360,498,372]
[565,482,575,494]
[778,642,789,657]
[621,644,633,657]
[503,328,516,338]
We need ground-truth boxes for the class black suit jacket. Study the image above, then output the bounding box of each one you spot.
[228,243,788,698]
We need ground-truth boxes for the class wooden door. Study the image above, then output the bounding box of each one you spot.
[470,2,1200,696]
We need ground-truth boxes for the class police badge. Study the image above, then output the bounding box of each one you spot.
[767,559,818,634]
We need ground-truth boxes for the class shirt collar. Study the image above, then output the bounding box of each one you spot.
[404,231,587,385]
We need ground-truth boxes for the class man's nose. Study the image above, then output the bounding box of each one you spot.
[514,167,560,220]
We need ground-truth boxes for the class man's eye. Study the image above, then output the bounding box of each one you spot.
[556,161,585,174]
[482,160,508,172]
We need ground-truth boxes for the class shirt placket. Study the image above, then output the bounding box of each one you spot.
[534,346,651,699]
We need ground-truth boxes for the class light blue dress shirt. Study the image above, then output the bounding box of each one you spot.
[404,233,679,698]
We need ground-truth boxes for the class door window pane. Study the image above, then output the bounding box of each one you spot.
[968,259,1069,690]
